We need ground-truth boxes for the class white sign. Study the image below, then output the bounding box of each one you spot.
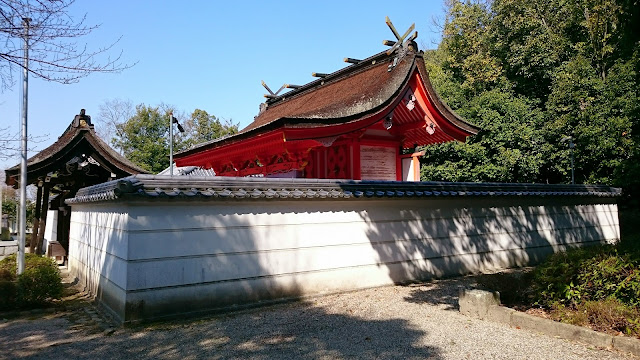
[360,146,397,180]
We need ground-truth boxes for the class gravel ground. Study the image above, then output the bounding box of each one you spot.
[0,276,636,360]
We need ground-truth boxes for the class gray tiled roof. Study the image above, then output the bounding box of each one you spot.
[65,174,622,204]
[157,165,217,177]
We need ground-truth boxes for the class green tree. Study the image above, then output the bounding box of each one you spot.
[2,186,18,225]
[440,0,505,97]
[492,0,576,100]
[420,0,639,192]
[112,104,177,174]
[421,89,547,183]
[421,0,550,183]
[545,57,638,184]
[182,109,238,149]
[577,0,625,80]
[112,105,239,174]
[1,185,35,229]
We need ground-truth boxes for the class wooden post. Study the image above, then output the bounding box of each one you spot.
[35,186,49,255]
[29,183,43,253]
[353,142,361,180]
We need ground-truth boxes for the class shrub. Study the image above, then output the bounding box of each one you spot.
[531,246,600,307]
[0,256,18,309]
[0,276,17,309]
[0,256,17,280]
[531,245,640,309]
[17,258,64,306]
[575,251,640,306]
[0,253,63,310]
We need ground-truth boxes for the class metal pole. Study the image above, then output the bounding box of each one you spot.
[18,17,30,275]
[169,114,173,176]
[0,182,3,237]
[570,140,575,185]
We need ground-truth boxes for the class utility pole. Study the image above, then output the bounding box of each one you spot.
[561,136,575,185]
[18,17,31,275]
[570,140,575,185]
[169,114,184,176]
[0,182,3,238]
[169,113,174,176]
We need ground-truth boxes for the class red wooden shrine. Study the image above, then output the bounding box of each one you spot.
[175,24,479,181]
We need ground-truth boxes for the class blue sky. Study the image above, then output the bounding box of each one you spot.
[1,0,446,169]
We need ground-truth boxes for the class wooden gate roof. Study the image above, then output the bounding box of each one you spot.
[5,110,147,188]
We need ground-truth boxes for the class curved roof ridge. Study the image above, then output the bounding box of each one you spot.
[174,54,417,158]
[5,119,148,187]
[262,49,393,108]
[414,55,480,134]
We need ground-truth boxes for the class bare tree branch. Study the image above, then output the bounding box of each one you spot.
[96,98,134,154]
[0,0,135,91]
[0,125,49,161]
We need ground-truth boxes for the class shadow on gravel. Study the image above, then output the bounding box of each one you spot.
[1,300,444,360]
[401,278,475,311]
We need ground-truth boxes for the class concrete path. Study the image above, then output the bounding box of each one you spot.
[0,277,636,360]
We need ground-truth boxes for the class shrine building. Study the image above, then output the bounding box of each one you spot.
[174,27,479,181]
[4,18,621,323]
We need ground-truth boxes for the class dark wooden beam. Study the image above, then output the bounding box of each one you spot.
[35,186,50,255]
[312,72,328,78]
[29,183,43,253]
[343,58,361,64]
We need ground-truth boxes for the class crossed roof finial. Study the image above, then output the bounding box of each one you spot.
[261,80,287,99]
[260,17,419,104]
[383,16,417,55]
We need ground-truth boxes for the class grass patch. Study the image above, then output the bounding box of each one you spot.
[550,299,640,337]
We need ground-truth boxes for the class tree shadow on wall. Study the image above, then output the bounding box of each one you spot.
[352,196,615,307]
[66,199,442,358]
[82,202,316,322]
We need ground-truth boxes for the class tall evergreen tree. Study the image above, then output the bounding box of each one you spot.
[421,0,639,193]
[112,104,175,174]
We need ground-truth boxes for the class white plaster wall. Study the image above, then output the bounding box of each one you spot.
[43,210,57,255]
[401,158,417,181]
[68,204,130,316]
[68,196,619,322]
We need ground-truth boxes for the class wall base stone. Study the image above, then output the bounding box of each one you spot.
[0,240,18,260]
[459,288,640,357]
[458,289,500,319]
